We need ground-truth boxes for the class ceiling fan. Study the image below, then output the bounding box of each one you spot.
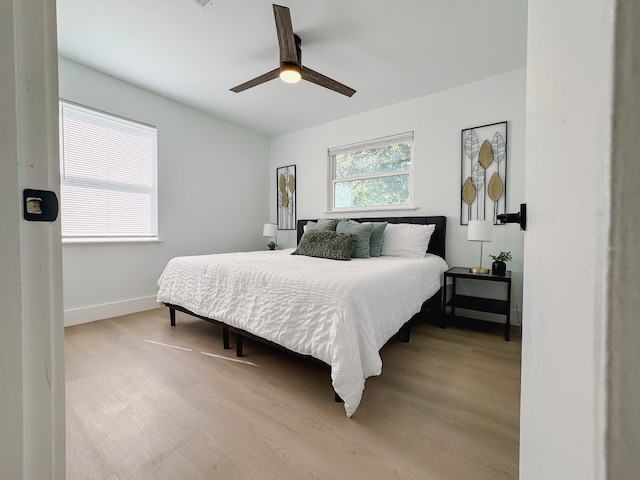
[230,4,356,97]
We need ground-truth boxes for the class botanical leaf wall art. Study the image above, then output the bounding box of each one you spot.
[277,165,296,230]
[464,129,479,160]
[460,121,507,225]
[462,177,476,220]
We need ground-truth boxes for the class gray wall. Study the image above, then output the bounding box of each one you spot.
[609,1,640,475]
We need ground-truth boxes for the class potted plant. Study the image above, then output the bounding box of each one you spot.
[267,240,277,250]
[488,251,512,275]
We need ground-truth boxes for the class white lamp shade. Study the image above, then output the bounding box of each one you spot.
[263,223,278,238]
[467,220,493,242]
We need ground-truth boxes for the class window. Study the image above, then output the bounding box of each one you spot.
[59,101,158,241]
[329,132,414,211]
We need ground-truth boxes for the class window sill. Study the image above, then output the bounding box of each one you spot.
[324,205,417,215]
[62,237,163,246]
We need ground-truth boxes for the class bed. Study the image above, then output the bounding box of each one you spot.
[157,216,447,416]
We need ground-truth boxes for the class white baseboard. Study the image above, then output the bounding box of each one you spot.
[64,296,160,327]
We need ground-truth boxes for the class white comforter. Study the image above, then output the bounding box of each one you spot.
[156,249,448,416]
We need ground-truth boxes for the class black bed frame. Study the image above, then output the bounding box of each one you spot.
[296,215,446,259]
[164,216,446,401]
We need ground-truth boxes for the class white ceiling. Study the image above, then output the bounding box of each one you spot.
[56,0,528,137]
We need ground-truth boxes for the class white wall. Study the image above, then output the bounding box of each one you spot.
[58,58,270,325]
[270,69,527,323]
[520,0,613,478]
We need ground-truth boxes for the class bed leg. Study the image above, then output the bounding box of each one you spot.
[400,324,411,342]
[222,326,230,349]
[236,334,244,357]
[335,392,343,403]
[169,307,176,327]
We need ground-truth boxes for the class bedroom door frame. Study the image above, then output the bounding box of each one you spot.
[0,1,65,478]
[520,0,640,478]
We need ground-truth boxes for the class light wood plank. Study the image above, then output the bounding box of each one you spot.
[66,309,521,479]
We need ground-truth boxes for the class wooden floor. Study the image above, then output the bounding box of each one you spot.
[65,309,521,480]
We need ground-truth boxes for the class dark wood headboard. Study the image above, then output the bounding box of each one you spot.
[296,216,447,259]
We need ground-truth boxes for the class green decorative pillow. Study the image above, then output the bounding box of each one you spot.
[291,230,356,261]
[368,222,388,257]
[305,219,338,233]
[336,220,375,258]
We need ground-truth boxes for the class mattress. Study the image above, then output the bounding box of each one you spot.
[157,248,448,416]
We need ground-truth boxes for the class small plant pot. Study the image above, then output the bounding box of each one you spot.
[492,260,506,276]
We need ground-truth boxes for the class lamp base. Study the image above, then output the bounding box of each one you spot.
[470,267,489,274]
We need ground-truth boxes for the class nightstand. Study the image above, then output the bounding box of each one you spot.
[442,267,513,341]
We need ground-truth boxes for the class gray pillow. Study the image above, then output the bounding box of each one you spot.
[336,219,375,258]
[291,230,356,261]
[368,222,388,257]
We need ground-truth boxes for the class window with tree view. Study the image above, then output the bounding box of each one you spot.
[329,132,414,210]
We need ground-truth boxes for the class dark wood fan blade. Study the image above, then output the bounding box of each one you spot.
[273,5,298,64]
[230,68,280,93]
[301,66,356,97]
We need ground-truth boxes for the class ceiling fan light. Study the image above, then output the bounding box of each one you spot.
[279,65,301,84]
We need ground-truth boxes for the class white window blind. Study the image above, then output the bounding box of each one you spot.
[59,101,158,241]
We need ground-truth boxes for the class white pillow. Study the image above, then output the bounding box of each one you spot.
[380,223,436,258]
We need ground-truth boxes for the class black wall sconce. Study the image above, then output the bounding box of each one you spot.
[497,203,527,230]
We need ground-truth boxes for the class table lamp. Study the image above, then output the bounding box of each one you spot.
[467,220,493,273]
[263,223,278,250]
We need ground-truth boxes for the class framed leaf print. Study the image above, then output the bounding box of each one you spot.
[277,165,296,230]
[460,121,507,225]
